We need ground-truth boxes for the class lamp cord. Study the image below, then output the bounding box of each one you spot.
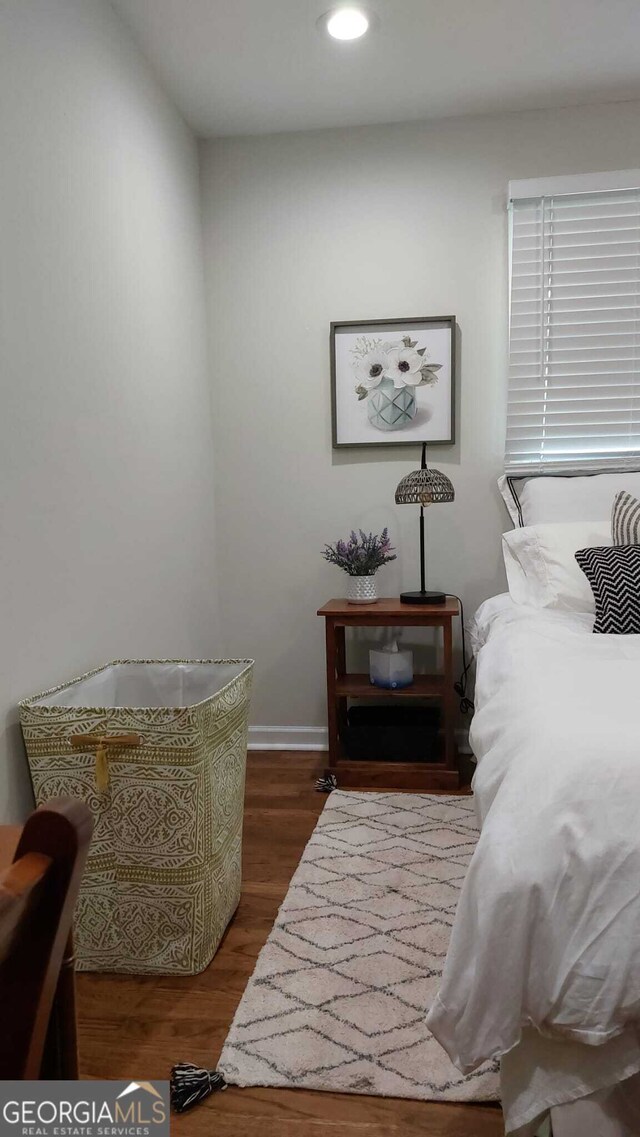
[450,594,475,715]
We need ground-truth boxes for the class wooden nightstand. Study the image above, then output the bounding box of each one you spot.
[317,596,461,791]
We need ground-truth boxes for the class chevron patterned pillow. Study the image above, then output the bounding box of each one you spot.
[575,545,640,633]
[612,490,640,545]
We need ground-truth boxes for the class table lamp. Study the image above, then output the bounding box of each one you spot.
[394,442,454,605]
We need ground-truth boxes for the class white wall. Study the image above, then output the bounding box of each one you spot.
[0,0,218,820]
[201,101,640,734]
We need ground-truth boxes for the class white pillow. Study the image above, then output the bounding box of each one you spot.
[498,472,640,528]
[502,521,611,612]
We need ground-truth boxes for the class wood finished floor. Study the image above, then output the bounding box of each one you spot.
[77,752,502,1136]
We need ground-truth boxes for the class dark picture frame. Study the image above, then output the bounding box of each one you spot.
[330,315,456,449]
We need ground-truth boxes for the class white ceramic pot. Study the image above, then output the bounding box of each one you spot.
[347,575,378,604]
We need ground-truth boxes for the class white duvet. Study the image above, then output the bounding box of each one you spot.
[426,595,640,1129]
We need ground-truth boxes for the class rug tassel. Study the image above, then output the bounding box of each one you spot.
[170,1062,227,1112]
[316,773,337,793]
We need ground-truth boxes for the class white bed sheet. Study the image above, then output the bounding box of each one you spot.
[426,595,640,1133]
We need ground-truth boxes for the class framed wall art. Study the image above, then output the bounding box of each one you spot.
[330,315,455,448]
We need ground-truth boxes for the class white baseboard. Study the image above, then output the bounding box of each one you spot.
[248,726,329,751]
[248,724,471,754]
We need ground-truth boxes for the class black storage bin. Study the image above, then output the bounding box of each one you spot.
[343,704,441,763]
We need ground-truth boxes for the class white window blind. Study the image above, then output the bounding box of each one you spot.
[507,171,640,475]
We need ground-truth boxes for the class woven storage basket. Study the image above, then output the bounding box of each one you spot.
[19,658,253,976]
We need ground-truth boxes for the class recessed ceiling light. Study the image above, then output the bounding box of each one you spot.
[320,7,372,41]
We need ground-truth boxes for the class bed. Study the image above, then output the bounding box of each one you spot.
[425,476,640,1136]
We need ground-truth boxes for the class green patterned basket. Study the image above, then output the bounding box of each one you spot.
[19,659,253,976]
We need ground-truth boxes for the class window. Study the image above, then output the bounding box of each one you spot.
[506,169,640,475]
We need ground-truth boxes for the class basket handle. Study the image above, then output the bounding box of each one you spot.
[69,733,141,792]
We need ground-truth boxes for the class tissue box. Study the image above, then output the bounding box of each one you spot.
[369,647,413,689]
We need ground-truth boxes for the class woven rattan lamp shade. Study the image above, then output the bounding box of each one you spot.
[395,467,455,506]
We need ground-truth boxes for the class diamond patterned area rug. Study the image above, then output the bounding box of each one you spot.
[218,790,500,1102]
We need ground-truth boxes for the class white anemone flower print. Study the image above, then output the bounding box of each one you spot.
[384,347,424,388]
[335,318,453,446]
[355,349,388,390]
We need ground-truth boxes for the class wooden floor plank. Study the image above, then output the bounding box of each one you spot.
[77,751,502,1136]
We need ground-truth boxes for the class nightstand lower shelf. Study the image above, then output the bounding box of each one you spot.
[336,673,445,698]
[333,760,459,791]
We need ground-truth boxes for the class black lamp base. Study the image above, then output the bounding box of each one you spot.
[400,590,446,606]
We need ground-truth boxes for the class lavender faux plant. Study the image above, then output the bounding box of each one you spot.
[322,529,396,577]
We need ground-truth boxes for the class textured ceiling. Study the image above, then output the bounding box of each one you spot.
[112,0,640,137]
